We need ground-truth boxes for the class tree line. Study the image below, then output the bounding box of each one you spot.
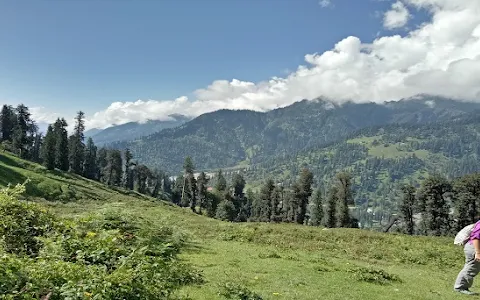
[172,157,358,228]
[398,173,480,236]
[0,105,169,196]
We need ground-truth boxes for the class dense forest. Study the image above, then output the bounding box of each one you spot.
[1,101,480,235]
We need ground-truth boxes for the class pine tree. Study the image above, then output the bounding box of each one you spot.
[324,186,338,228]
[182,157,197,212]
[215,169,227,192]
[232,173,247,221]
[26,120,39,160]
[172,175,184,205]
[183,156,194,174]
[215,193,237,222]
[134,164,151,194]
[251,190,262,221]
[197,172,209,214]
[162,174,172,195]
[295,168,314,224]
[96,148,108,182]
[281,190,293,222]
[270,187,282,222]
[335,172,354,228]
[104,150,123,186]
[309,187,323,226]
[12,104,33,158]
[205,191,221,218]
[123,149,134,190]
[31,132,42,162]
[83,137,97,179]
[417,174,452,236]
[245,188,256,221]
[0,105,16,142]
[399,184,416,235]
[68,111,85,174]
[258,179,275,222]
[41,125,56,170]
[232,174,246,198]
[53,118,69,171]
[289,184,300,222]
[186,175,197,212]
[150,169,164,198]
[453,174,480,231]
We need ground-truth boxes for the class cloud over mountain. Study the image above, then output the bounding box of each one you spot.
[87,0,480,129]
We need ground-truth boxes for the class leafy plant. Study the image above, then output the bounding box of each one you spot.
[0,182,57,256]
[347,266,401,285]
[218,282,263,300]
[0,182,204,299]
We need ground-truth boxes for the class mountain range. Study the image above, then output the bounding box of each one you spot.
[106,95,480,174]
[85,114,191,145]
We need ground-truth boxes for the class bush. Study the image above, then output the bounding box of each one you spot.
[0,183,57,256]
[0,182,204,299]
[258,251,281,259]
[218,282,263,300]
[35,180,63,200]
[0,255,29,296]
[347,266,401,285]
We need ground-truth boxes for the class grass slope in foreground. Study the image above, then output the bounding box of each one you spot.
[0,152,471,300]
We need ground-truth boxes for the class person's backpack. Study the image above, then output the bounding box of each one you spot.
[454,222,478,246]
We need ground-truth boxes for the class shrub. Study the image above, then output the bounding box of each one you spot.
[347,266,401,285]
[258,251,281,259]
[0,182,204,299]
[35,180,63,200]
[0,183,57,256]
[218,282,263,300]
[0,255,29,296]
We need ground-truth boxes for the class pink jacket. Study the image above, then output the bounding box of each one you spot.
[469,221,480,244]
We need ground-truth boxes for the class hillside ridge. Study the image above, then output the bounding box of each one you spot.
[109,95,480,173]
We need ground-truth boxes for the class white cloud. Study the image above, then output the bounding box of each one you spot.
[319,0,332,8]
[29,107,60,125]
[29,107,78,134]
[383,1,411,29]
[85,0,480,129]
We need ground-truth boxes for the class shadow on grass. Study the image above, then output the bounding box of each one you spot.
[0,163,27,187]
[182,241,218,255]
[0,153,22,169]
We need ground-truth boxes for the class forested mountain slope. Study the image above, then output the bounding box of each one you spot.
[110,95,480,173]
[242,111,480,226]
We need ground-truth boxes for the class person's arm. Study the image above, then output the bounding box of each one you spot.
[474,239,480,261]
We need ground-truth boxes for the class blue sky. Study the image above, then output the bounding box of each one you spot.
[1,0,476,130]
[0,1,408,115]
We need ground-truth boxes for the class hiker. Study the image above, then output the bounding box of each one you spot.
[455,221,480,295]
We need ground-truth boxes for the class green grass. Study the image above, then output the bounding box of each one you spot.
[0,152,473,300]
[347,135,430,159]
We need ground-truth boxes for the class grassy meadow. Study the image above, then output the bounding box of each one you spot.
[0,152,474,299]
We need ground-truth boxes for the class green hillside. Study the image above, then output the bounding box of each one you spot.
[0,152,473,299]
